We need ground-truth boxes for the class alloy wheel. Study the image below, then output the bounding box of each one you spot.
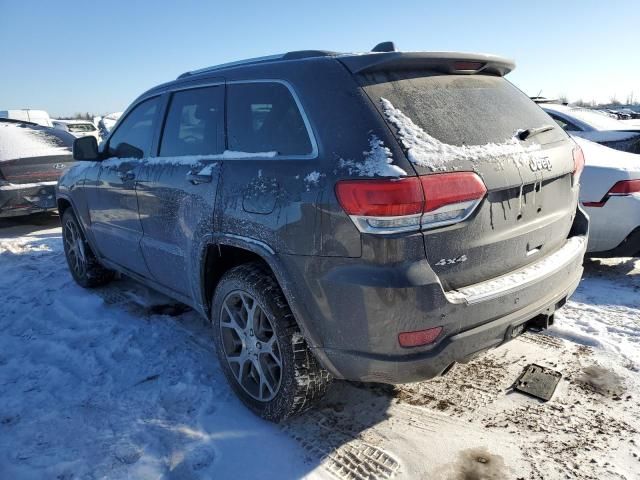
[63,219,87,278]
[220,290,282,401]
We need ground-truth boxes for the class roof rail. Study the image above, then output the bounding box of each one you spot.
[177,50,336,79]
[178,54,284,79]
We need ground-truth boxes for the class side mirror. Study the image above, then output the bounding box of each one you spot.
[73,136,100,161]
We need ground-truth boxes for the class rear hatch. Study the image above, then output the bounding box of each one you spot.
[356,67,578,290]
[0,121,74,184]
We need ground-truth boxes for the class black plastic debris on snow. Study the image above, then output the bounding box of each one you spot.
[512,364,562,402]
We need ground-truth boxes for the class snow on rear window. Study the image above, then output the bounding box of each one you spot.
[380,98,542,171]
[0,122,71,161]
[361,71,563,147]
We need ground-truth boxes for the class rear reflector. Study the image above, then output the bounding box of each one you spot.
[583,179,640,207]
[572,146,585,185]
[398,326,443,348]
[336,172,487,234]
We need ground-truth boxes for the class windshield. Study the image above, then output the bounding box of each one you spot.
[360,71,565,147]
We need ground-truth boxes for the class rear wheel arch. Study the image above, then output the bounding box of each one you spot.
[199,237,325,352]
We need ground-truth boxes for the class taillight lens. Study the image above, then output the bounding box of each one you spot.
[335,172,487,234]
[335,178,424,217]
[452,61,485,72]
[582,179,640,207]
[608,179,640,195]
[572,146,585,186]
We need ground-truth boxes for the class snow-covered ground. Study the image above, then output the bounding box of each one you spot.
[0,215,638,480]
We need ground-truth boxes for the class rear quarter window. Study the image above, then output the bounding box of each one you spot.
[360,71,566,147]
[227,82,313,156]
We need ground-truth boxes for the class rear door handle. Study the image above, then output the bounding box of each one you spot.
[118,171,135,181]
[186,172,213,185]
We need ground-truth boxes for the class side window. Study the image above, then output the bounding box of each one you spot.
[548,112,581,132]
[159,86,224,157]
[108,97,160,158]
[227,82,312,156]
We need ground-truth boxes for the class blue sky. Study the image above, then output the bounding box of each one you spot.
[1,0,638,116]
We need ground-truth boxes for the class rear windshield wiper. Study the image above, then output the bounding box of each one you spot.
[517,125,555,141]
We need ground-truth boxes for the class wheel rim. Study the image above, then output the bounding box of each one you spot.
[220,290,282,402]
[63,219,87,278]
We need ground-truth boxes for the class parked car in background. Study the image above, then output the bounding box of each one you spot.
[97,112,123,140]
[53,119,101,141]
[574,136,640,257]
[0,119,75,217]
[0,109,53,127]
[58,45,588,421]
[539,102,640,154]
[619,108,640,120]
[607,109,631,120]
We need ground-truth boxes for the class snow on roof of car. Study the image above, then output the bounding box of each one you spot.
[0,120,72,162]
[543,103,633,131]
[53,119,95,125]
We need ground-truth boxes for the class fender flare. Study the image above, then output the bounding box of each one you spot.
[196,233,326,352]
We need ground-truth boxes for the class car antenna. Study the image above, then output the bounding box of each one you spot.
[372,41,396,53]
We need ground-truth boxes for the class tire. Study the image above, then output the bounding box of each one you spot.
[211,262,331,422]
[62,209,115,288]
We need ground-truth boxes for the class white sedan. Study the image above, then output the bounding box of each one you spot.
[541,102,640,154]
[574,136,640,256]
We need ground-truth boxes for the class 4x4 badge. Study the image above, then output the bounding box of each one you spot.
[529,156,552,172]
[435,255,467,266]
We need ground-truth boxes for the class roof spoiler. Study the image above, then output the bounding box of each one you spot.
[338,51,515,77]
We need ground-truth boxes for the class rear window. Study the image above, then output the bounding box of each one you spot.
[361,71,565,146]
[68,123,96,132]
[227,82,313,156]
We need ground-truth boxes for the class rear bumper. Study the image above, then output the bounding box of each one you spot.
[282,207,588,384]
[318,265,581,383]
[584,195,640,254]
[0,182,58,218]
[592,226,640,258]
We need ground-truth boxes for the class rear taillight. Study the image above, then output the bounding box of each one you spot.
[335,172,487,234]
[583,179,640,207]
[572,146,585,186]
[609,179,640,195]
[420,172,487,229]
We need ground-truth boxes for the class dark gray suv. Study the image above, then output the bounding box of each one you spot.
[57,44,588,421]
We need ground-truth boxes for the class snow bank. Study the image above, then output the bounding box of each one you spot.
[0,225,313,479]
[380,98,542,171]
